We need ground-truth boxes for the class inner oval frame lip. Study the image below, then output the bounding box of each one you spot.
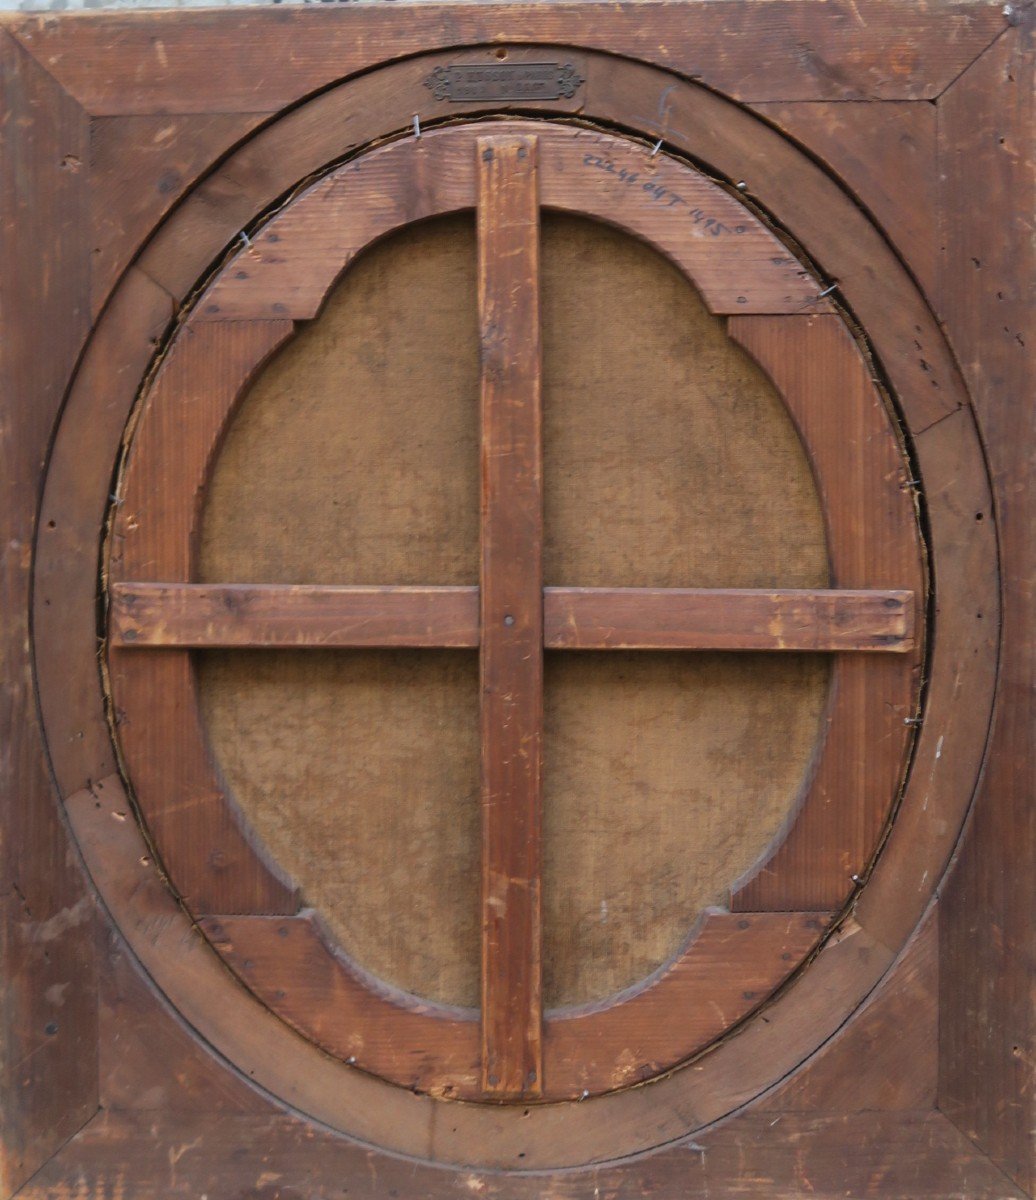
[102,118,924,1104]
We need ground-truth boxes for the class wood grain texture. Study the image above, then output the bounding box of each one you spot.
[89,112,270,315]
[0,31,97,1195]
[545,587,913,651]
[200,912,481,1100]
[761,913,938,1113]
[729,316,924,911]
[195,123,827,323]
[62,777,447,1160]
[199,909,828,1102]
[110,583,912,652]
[477,135,544,1099]
[751,100,939,303]
[544,910,829,1097]
[133,48,590,304]
[112,319,293,585]
[854,405,997,943]
[936,16,1035,1194]
[17,1109,1028,1199]
[583,59,964,439]
[111,583,481,648]
[109,319,298,915]
[35,268,174,802]
[99,924,276,1117]
[6,2,1005,115]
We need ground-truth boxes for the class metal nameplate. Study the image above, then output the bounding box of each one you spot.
[424,62,585,104]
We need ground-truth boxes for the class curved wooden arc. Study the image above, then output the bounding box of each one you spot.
[728,316,925,911]
[34,50,995,1165]
[195,121,830,324]
[198,908,829,1101]
[109,319,298,914]
[545,910,830,1097]
[200,913,481,1099]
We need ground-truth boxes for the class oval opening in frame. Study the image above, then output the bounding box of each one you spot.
[195,210,831,1011]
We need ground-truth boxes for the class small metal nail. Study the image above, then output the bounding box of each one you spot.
[650,139,663,157]
[413,114,422,139]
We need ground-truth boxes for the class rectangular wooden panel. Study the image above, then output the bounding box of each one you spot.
[8,5,1004,115]
[0,31,98,1196]
[728,315,923,912]
[110,583,480,648]
[545,588,914,652]
[477,134,543,1098]
[936,19,1035,1193]
[109,583,912,653]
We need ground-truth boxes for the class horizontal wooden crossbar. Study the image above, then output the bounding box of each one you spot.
[110,584,480,648]
[546,587,914,651]
[110,583,914,652]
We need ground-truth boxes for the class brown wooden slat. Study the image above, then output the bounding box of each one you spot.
[109,319,299,916]
[729,316,924,912]
[545,587,914,652]
[0,31,98,1194]
[109,583,913,653]
[477,134,544,1099]
[8,4,1004,116]
[110,583,480,648]
[20,1108,1030,1200]
[936,23,1035,1192]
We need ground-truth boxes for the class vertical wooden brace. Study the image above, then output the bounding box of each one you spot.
[477,134,544,1098]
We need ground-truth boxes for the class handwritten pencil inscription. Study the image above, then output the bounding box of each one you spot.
[582,154,748,238]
